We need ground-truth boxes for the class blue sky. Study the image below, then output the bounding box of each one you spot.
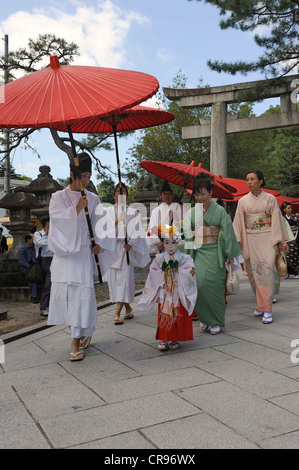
[0,0,280,186]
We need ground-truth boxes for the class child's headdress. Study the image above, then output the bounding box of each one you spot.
[148,224,184,244]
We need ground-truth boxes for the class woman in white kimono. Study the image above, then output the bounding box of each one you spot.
[48,153,117,361]
[104,183,150,324]
[233,170,289,324]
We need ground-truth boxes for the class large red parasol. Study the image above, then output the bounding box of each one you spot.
[53,105,175,265]
[140,160,235,200]
[0,55,159,129]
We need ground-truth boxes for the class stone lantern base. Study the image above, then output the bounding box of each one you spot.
[0,255,33,301]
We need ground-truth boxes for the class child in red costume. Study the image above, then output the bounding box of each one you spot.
[138,224,197,351]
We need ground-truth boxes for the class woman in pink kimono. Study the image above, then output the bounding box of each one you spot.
[233,170,289,324]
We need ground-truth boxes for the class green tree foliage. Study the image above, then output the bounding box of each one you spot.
[261,106,299,196]
[96,177,116,204]
[226,102,273,179]
[267,126,299,196]
[124,70,211,185]
[188,1,299,99]
[0,162,23,179]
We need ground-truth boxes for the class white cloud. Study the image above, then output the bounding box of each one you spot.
[140,96,164,109]
[0,0,149,69]
[156,49,173,63]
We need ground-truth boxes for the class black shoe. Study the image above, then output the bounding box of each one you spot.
[31,297,38,304]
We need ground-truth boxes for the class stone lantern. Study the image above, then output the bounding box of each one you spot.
[21,165,63,220]
[0,192,44,259]
[0,192,44,300]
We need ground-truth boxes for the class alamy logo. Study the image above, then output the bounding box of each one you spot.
[290,79,299,105]
[0,340,5,364]
[290,339,299,364]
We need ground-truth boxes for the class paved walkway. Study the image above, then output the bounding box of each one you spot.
[1,274,299,449]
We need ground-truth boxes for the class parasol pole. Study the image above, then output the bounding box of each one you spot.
[67,124,103,283]
[180,182,187,200]
[112,124,130,266]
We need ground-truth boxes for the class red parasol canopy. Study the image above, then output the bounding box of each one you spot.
[52,105,175,133]
[140,160,235,200]
[217,175,280,200]
[276,195,299,211]
[0,55,159,129]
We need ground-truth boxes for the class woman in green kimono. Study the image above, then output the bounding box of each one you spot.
[183,173,241,334]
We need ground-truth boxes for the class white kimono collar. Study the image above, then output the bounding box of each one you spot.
[163,249,186,266]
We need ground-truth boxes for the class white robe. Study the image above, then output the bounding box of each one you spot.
[138,249,197,316]
[104,204,150,303]
[47,186,117,337]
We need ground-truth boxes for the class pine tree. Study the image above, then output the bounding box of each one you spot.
[188,1,299,99]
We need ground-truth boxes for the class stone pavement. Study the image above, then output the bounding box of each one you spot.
[1,274,299,450]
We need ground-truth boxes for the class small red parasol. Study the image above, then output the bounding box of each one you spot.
[140,160,235,200]
[53,105,175,133]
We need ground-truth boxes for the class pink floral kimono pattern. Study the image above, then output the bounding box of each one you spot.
[233,192,289,312]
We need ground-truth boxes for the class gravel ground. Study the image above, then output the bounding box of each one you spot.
[0,281,145,335]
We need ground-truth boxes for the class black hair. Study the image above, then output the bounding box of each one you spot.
[193,172,214,194]
[41,217,50,227]
[25,234,32,242]
[216,198,224,207]
[70,152,92,184]
[246,170,266,187]
[113,182,129,196]
[281,201,292,212]
[160,180,173,194]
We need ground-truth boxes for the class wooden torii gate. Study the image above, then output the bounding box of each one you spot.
[163,74,299,177]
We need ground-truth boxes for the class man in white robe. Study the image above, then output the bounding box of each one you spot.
[48,153,117,361]
[104,183,150,324]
